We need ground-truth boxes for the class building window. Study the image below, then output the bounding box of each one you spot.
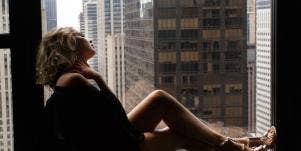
[181,62,199,73]
[181,42,197,50]
[181,29,198,40]
[159,63,176,73]
[203,0,221,7]
[158,30,176,40]
[158,19,176,30]
[161,76,174,86]
[157,0,176,7]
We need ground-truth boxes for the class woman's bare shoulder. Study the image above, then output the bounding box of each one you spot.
[56,72,92,88]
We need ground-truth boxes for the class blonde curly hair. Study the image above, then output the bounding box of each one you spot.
[36,27,83,88]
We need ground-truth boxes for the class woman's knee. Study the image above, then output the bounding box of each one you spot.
[151,89,167,96]
[150,89,174,104]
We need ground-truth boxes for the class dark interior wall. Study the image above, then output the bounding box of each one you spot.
[275,0,300,150]
[8,0,44,150]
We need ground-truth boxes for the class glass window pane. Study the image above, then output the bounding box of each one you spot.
[0,49,14,150]
[52,0,273,144]
[0,0,9,33]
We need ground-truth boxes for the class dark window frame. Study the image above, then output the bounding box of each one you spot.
[0,0,44,151]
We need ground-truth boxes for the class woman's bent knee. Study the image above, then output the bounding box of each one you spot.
[151,89,167,97]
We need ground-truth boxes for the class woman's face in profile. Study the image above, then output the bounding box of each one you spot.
[77,36,96,60]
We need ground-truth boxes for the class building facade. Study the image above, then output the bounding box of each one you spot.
[154,0,248,127]
[0,51,14,151]
[45,0,57,31]
[79,12,85,35]
[0,1,14,150]
[256,0,271,135]
[106,34,125,104]
[247,0,256,45]
[124,0,155,112]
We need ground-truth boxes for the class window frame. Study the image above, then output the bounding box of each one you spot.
[0,0,44,150]
[274,0,300,151]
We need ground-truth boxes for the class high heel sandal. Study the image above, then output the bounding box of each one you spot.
[248,126,277,149]
[219,137,269,151]
[219,137,247,151]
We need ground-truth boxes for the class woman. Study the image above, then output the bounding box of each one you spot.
[36,27,276,151]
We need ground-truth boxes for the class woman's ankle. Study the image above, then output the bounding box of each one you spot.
[232,137,250,147]
[218,137,246,151]
[217,136,229,147]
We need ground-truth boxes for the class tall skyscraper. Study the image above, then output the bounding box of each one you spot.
[0,1,14,150]
[247,0,256,134]
[96,0,125,102]
[79,12,85,35]
[125,0,248,130]
[45,0,57,31]
[107,34,125,104]
[80,0,89,35]
[124,0,154,112]
[97,0,124,83]
[104,0,122,35]
[0,50,14,151]
[156,0,248,127]
[0,0,9,33]
[83,0,100,72]
[256,0,271,135]
[247,0,256,45]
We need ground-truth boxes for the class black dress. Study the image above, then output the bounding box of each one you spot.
[40,85,145,151]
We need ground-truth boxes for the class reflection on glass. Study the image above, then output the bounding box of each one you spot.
[0,0,9,33]
[0,49,14,150]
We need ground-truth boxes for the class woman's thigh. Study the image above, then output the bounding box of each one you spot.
[139,127,185,151]
[127,90,166,132]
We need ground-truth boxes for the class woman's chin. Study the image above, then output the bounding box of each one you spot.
[87,55,95,60]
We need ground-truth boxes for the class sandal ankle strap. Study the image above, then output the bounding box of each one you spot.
[219,137,246,151]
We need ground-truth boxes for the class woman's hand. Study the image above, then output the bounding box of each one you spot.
[70,56,99,80]
[70,56,112,93]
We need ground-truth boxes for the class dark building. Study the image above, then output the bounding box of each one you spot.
[125,0,248,128]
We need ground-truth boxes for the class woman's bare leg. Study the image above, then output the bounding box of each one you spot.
[127,90,229,147]
[139,127,216,151]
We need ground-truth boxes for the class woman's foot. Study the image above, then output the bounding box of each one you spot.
[232,126,277,149]
[218,137,267,151]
